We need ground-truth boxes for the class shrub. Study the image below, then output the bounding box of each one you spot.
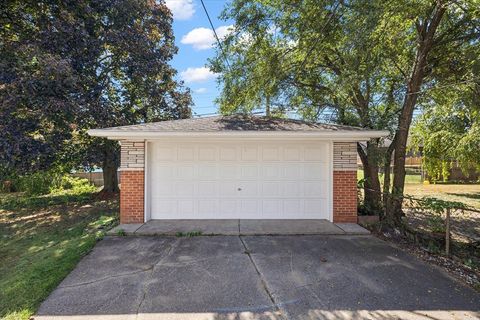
[15,171,63,195]
[2,171,97,196]
[51,175,97,195]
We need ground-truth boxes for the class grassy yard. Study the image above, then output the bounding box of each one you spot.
[357,170,423,184]
[0,189,118,320]
[404,183,480,210]
[357,170,480,210]
[357,170,480,245]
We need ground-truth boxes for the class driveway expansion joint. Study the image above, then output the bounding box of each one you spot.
[135,238,180,316]
[239,236,286,319]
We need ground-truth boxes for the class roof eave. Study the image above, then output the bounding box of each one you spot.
[87,129,389,141]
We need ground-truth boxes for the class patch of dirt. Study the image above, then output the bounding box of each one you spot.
[372,228,480,291]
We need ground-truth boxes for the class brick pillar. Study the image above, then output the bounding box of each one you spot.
[333,171,357,222]
[119,141,145,224]
[333,142,358,223]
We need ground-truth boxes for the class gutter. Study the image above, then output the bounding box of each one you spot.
[87,129,389,141]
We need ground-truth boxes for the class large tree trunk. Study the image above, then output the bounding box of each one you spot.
[382,137,396,214]
[358,142,382,215]
[388,2,447,224]
[101,141,120,193]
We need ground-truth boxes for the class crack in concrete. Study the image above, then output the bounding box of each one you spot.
[135,238,180,318]
[239,236,286,320]
[59,268,152,289]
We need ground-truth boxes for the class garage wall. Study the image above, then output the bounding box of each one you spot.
[119,140,145,224]
[333,142,358,222]
[118,139,358,224]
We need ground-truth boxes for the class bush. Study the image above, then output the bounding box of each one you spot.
[3,171,97,196]
[51,175,97,195]
[15,171,63,195]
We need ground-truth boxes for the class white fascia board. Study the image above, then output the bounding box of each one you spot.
[87,129,389,141]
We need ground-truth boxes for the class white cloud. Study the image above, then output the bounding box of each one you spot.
[180,67,217,83]
[216,25,234,39]
[181,25,234,50]
[181,27,212,50]
[193,87,207,93]
[165,0,195,20]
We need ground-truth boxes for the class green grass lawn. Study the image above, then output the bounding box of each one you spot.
[0,190,118,320]
[357,170,480,210]
[357,170,422,184]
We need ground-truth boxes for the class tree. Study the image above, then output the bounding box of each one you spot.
[0,0,192,191]
[411,77,480,181]
[210,0,479,225]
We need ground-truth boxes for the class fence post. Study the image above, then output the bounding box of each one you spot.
[445,208,450,257]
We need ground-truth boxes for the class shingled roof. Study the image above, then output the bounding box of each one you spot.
[88,115,388,139]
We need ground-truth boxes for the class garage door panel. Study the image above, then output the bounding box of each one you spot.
[263,200,283,216]
[240,199,258,216]
[241,146,258,161]
[151,182,175,197]
[283,146,302,160]
[220,199,237,216]
[305,200,326,214]
[262,147,280,161]
[198,181,217,197]
[303,163,328,179]
[219,147,237,160]
[238,181,258,197]
[219,166,238,179]
[283,166,302,179]
[198,146,217,161]
[262,182,280,197]
[177,165,195,179]
[154,147,175,161]
[198,165,217,180]
[178,200,194,215]
[149,141,331,220]
[152,165,173,179]
[282,182,303,197]
[261,165,280,179]
[241,165,258,179]
[177,146,195,161]
[152,199,176,215]
[198,200,217,216]
[305,145,328,161]
[219,181,238,197]
[175,181,195,197]
[284,200,302,215]
[304,182,328,198]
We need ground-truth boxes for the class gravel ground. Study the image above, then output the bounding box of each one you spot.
[374,228,480,291]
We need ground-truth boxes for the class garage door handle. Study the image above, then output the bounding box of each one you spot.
[237,187,242,191]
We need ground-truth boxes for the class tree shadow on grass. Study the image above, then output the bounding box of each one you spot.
[0,191,119,319]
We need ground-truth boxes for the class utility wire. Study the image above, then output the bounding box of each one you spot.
[200,0,231,70]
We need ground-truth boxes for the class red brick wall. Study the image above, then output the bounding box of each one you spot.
[120,170,144,224]
[333,170,357,223]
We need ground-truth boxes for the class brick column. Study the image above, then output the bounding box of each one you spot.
[333,142,358,223]
[119,141,145,224]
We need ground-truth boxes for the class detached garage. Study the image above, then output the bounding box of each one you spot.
[88,115,387,224]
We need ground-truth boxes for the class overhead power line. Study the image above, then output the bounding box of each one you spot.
[199,0,231,70]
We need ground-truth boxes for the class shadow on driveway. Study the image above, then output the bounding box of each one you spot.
[35,235,480,320]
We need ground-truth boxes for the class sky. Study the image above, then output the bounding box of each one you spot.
[165,0,232,118]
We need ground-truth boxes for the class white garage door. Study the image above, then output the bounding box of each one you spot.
[147,140,331,220]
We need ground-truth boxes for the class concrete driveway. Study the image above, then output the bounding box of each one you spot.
[36,235,479,320]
